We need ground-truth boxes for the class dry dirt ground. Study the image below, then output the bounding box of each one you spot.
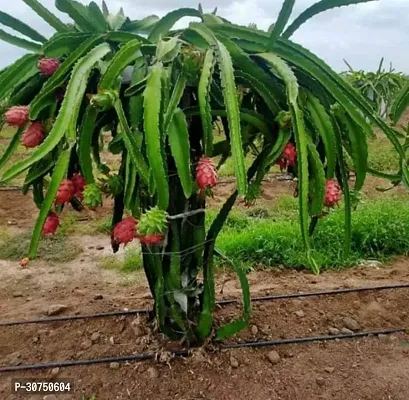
[0,182,409,400]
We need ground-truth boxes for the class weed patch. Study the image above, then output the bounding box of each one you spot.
[98,246,143,273]
[0,231,82,262]
[215,199,409,271]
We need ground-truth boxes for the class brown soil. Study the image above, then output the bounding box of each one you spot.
[0,250,409,399]
[0,179,409,400]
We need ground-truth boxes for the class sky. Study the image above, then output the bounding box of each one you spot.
[1,0,409,73]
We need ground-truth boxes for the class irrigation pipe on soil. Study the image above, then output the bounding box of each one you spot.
[218,282,409,305]
[1,283,409,327]
[0,328,406,372]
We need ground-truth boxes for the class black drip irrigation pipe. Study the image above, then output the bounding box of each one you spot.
[0,328,406,373]
[0,308,150,327]
[218,282,409,305]
[1,283,409,328]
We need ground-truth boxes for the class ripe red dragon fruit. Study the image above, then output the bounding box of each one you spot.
[21,122,44,148]
[138,233,163,246]
[277,142,297,171]
[43,213,59,235]
[113,217,137,245]
[4,106,29,127]
[71,173,86,200]
[55,179,75,205]
[324,179,342,208]
[38,58,60,76]
[196,157,217,192]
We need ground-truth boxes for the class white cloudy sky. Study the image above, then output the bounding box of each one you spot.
[1,0,409,72]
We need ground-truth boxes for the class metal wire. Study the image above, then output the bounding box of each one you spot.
[1,283,408,327]
[0,328,406,372]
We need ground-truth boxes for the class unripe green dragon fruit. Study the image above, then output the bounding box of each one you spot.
[181,45,204,82]
[83,183,103,208]
[91,90,118,111]
[276,110,292,129]
[137,207,168,236]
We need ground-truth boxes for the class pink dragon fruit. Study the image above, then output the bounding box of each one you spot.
[138,233,163,246]
[113,217,137,245]
[277,142,297,171]
[4,106,29,127]
[38,58,60,76]
[196,157,218,191]
[324,179,342,208]
[21,122,44,148]
[55,179,75,205]
[71,173,86,200]
[43,213,60,235]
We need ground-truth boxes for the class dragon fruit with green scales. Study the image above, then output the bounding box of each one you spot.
[83,183,103,209]
[137,207,168,246]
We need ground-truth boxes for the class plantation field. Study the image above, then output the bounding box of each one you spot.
[1,109,409,400]
[1,166,409,399]
[4,0,409,396]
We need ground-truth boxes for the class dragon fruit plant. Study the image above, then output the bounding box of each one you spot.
[0,0,407,342]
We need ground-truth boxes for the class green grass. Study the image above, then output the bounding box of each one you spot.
[0,126,16,139]
[367,135,400,173]
[0,231,82,262]
[59,214,112,236]
[98,246,143,273]
[218,155,253,177]
[212,199,409,271]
